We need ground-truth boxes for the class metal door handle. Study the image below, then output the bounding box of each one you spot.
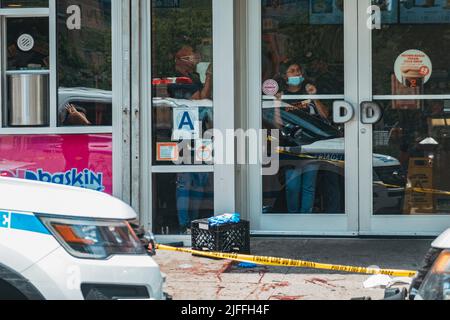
[333,101,355,124]
[361,101,382,124]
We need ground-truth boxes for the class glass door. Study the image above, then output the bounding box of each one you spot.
[359,0,450,235]
[248,0,360,235]
[0,1,120,198]
[143,0,235,237]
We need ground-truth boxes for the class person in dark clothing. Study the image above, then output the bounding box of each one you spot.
[272,63,338,213]
[274,63,328,214]
[166,44,213,234]
[278,63,329,121]
[168,45,212,100]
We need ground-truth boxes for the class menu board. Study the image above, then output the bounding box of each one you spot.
[401,0,450,24]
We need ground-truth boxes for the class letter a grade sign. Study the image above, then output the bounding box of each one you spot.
[172,108,200,140]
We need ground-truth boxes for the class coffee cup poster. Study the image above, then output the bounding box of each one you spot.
[394,49,433,89]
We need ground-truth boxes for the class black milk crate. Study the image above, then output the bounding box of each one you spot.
[191,218,251,254]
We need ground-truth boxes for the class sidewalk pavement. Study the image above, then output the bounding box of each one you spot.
[154,238,432,300]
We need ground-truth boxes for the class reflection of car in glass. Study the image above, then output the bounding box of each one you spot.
[262,101,406,213]
[58,88,112,126]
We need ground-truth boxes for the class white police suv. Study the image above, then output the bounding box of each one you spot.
[0,177,166,300]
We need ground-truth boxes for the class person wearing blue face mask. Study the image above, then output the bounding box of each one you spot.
[280,63,329,120]
[287,75,304,87]
[273,63,331,214]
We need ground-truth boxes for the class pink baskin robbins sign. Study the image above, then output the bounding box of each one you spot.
[0,134,113,195]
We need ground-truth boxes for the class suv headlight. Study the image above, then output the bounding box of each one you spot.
[38,215,146,260]
[418,250,450,300]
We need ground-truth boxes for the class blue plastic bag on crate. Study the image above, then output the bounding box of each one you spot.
[208,213,241,227]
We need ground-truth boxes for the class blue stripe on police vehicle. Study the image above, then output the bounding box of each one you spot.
[0,211,11,229]
[0,211,50,235]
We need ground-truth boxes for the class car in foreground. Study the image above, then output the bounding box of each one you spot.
[357,228,450,300]
[412,229,450,300]
[0,177,167,300]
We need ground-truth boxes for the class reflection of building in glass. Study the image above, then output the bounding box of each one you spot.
[56,0,112,127]
[311,0,333,14]
[151,0,212,78]
[401,0,450,23]
[261,0,344,93]
[57,0,112,90]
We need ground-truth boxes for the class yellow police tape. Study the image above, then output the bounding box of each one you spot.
[277,148,450,197]
[156,244,417,278]
[374,181,450,196]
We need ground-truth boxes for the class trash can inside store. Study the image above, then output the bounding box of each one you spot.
[8,72,49,127]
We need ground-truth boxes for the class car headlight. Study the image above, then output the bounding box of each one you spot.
[38,215,146,260]
[417,250,450,300]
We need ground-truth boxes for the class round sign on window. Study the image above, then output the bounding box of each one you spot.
[262,79,279,96]
[394,50,432,88]
[17,34,35,52]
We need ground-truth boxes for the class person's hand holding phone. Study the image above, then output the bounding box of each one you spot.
[66,104,91,126]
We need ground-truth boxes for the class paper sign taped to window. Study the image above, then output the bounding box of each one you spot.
[172,108,200,141]
[195,139,213,163]
[157,143,179,162]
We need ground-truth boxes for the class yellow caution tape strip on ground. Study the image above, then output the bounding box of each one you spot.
[156,244,417,278]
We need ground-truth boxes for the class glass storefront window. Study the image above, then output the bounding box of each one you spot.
[372,1,450,216]
[6,17,49,71]
[152,0,213,166]
[0,1,115,194]
[373,99,450,215]
[57,0,112,127]
[262,99,345,214]
[0,0,48,7]
[3,16,50,127]
[151,0,215,234]
[153,173,214,235]
[261,1,345,215]
[262,0,344,95]
[373,0,450,96]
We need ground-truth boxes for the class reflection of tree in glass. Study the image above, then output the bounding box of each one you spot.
[373,24,450,95]
[262,4,345,95]
[57,0,112,90]
[152,0,213,78]
[1,0,48,7]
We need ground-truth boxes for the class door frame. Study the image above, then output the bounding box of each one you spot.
[246,0,360,236]
[140,0,236,242]
[358,0,450,236]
